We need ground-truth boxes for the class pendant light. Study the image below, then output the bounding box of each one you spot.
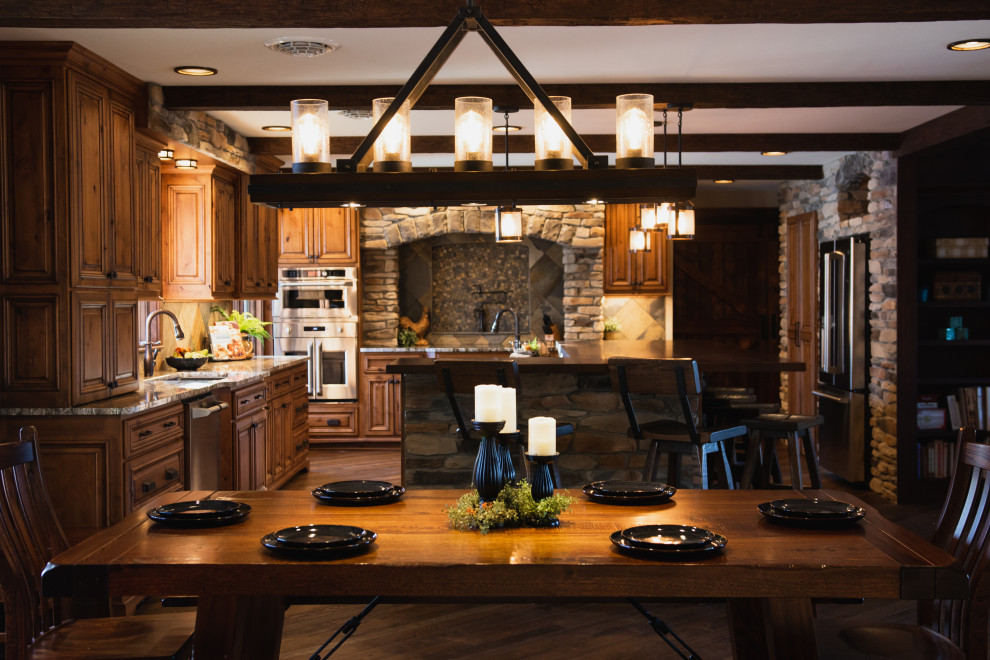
[496,206,523,242]
[454,96,493,171]
[616,93,655,169]
[669,201,695,240]
[290,99,332,173]
[372,97,412,173]
[629,227,652,253]
[535,96,574,171]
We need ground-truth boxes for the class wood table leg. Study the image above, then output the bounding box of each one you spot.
[193,594,286,660]
[727,597,818,660]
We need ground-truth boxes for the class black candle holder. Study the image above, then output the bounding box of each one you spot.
[525,453,559,501]
[472,420,506,503]
[497,430,521,485]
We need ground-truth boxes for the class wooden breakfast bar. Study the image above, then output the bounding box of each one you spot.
[42,488,965,660]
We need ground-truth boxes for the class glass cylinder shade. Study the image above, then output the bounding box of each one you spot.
[656,202,674,229]
[670,203,695,240]
[629,227,651,253]
[495,206,523,242]
[616,94,655,169]
[534,96,573,170]
[291,99,332,173]
[372,97,412,173]
[639,203,658,231]
[454,97,493,171]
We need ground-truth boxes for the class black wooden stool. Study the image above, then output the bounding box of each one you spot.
[739,413,824,489]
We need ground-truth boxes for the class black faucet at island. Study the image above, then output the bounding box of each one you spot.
[139,310,185,378]
[491,308,522,353]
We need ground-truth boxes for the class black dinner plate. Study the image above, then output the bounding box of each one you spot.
[150,500,244,519]
[148,503,251,528]
[587,480,675,497]
[314,480,397,498]
[610,530,727,559]
[269,524,376,549]
[769,498,859,519]
[620,524,716,550]
[312,486,405,506]
[582,484,675,506]
[758,502,865,529]
[261,525,376,558]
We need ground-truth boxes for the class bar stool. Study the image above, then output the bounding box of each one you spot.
[739,413,825,490]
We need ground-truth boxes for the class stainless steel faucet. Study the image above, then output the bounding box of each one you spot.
[491,308,521,352]
[139,310,185,378]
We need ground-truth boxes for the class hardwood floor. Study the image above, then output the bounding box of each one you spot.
[271,448,937,659]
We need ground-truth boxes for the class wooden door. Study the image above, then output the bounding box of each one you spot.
[71,290,110,404]
[109,291,139,394]
[277,207,312,264]
[313,207,358,265]
[211,172,236,296]
[604,204,669,294]
[672,208,781,401]
[134,140,162,297]
[162,174,208,299]
[268,392,291,483]
[785,211,818,415]
[68,73,109,288]
[234,410,268,491]
[106,97,138,288]
[361,373,395,436]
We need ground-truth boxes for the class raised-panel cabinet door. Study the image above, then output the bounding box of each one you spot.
[361,373,395,436]
[134,141,162,296]
[107,98,138,288]
[211,173,236,296]
[233,414,255,490]
[109,292,138,393]
[68,74,109,288]
[71,291,110,404]
[277,207,312,264]
[254,411,270,489]
[1,80,58,285]
[263,204,279,291]
[637,225,669,293]
[604,204,634,292]
[162,175,208,299]
[1,294,61,397]
[786,211,818,416]
[313,207,357,265]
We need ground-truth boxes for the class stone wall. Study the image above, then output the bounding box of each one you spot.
[778,151,898,500]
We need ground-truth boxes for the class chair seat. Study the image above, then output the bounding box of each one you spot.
[30,611,196,660]
[704,393,758,404]
[703,386,755,397]
[742,413,824,432]
[816,622,964,660]
[633,420,748,445]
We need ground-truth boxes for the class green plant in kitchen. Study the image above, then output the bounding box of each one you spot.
[603,317,621,333]
[398,327,418,348]
[210,306,272,340]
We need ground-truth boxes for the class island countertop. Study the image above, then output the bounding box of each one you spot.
[385,339,805,375]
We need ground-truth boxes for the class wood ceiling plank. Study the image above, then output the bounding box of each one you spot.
[3,1,988,28]
[163,81,990,111]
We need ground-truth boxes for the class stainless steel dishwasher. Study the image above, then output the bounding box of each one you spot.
[184,392,231,490]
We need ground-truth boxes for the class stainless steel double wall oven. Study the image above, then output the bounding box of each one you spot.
[273,266,358,400]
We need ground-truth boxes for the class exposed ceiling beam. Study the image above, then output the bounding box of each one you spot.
[894,106,990,158]
[163,81,990,112]
[695,165,822,180]
[3,1,987,28]
[249,133,900,157]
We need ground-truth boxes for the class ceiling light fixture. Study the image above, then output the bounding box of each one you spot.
[157,149,174,161]
[669,201,695,240]
[761,150,788,157]
[492,124,522,133]
[714,178,734,184]
[372,97,412,173]
[629,227,651,253]
[173,66,217,76]
[248,0,696,208]
[174,158,198,169]
[947,39,990,51]
[495,205,523,242]
[265,36,340,58]
[262,125,291,132]
[291,99,332,173]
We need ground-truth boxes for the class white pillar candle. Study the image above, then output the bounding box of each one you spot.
[474,384,503,423]
[499,387,517,433]
[528,416,556,455]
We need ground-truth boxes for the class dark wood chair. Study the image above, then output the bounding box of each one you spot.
[433,359,573,485]
[608,357,745,489]
[820,426,990,660]
[738,413,825,490]
[0,426,195,660]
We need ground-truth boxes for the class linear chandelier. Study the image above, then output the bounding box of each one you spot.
[248,1,696,209]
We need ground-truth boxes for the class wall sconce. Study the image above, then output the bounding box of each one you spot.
[534,96,573,171]
[495,206,523,242]
[629,227,651,253]
[157,149,174,161]
[291,99,332,173]
[372,97,412,173]
[174,158,198,169]
[454,96,493,172]
[669,201,695,240]
[616,93,655,169]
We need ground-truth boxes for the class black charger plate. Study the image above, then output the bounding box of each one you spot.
[758,502,865,528]
[148,503,251,528]
[261,524,377,558]
[610,530,727,560]
[620,524,716,550]
[312,485,405,506]
[582,484,675,505]
[769,498,859,519]
[315,480,399,498]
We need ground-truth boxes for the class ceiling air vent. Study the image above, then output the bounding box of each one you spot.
[265,37,340,58]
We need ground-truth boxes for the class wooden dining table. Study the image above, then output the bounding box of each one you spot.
[42,488,965,660]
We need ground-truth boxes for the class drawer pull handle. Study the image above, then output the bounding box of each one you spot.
[295,443,303,451]
[254,394,264,400]
[240,399,250,405]
[282,402,289,409]
[138,429,153,437]
[326,419,341,427]
[163,421,177,428]
[165,467,179,480]
[142,480,156,493]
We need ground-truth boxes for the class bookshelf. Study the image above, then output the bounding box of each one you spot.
[897,129,990,504]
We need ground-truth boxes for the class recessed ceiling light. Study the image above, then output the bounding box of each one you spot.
[585,199,605,205]
[265,37,340,58]
[761,151,788,157]
[341,202,364,208]
[262,125,292,132]
[492,125,522,133]
[713,179,734,184]
[173,66,217,76]
[947,39,990,51]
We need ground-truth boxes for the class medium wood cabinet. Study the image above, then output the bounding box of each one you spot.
[236,169,278,299]
[70,290,139,405]
[134,134,164,298]
[161,164,239,301]
[234,408,268,492]
[604,203,670,295]
[360,353,423,439]
[278,207,358,266]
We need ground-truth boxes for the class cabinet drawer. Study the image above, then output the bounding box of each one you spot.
[231,381,267,418]
[292,389,309,430]
[362,352,424,373]
[123,404,183,458]
[126,443,184,510]
[289,365,308,392]
[309,402,358,436]
[268,371,293,397]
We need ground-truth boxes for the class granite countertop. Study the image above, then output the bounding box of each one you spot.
[361,346,514,354]
[1,356,309,417]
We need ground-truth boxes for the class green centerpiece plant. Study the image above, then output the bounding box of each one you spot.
[446,481,574,533]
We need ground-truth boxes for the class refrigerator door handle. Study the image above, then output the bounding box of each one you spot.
[812,389,849,403]
[821,253,832,371]
[822,250,847,375]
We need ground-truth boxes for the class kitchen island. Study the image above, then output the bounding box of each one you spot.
[386,340,803,489]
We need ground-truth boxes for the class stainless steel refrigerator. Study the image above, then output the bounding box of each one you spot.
[813,235,870,483]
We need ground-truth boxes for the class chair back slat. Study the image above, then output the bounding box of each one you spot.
[0,427,71,659]
[923,427,990,659]
[434,360,521,442]
[608,358,703,439]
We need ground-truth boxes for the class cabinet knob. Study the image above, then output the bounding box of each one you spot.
[251,422,258,429]
[165,467,179,480]
[224,280,232,286]
[255,281,262,286]
[142,480,156,493]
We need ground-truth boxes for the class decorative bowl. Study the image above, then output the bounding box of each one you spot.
[165,356,208,371]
